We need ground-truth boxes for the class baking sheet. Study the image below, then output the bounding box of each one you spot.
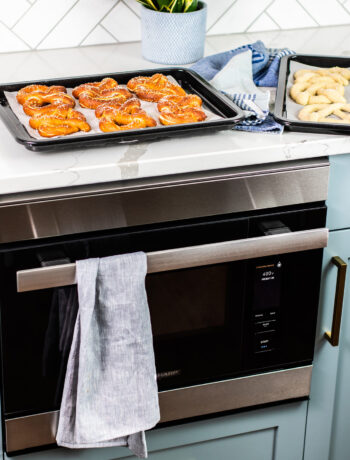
[286,61,350,123]
[4,76,222,140]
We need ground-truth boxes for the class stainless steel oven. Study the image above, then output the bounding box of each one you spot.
[0,158,329,454]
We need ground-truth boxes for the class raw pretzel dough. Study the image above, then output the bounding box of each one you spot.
[290,66,350,106]
[290,79,346,105]
[298,103,350,124]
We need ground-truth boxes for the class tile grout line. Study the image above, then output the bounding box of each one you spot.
[77,0,121,46]
[244,0,277,33]
[295,0,321,26]
[10,1,34,29]
[334,0,350,20]
[336,0,348,7]
[0,19,33,50]
[264,10,282,30]
[206,0,238,34]
[122,0,141,18]
[78,23,105,47]
[99,23,120,43]
[35,0,81,49]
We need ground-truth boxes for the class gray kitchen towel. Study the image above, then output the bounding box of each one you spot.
[56,252,160,458]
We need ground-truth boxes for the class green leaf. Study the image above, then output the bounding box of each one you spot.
[136,0,197,12]
[170,0,183,12]
[184,0,198,12]
[156,0,171,8]
[136,0,158,10]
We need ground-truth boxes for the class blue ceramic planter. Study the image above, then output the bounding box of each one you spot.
[141,2,207,65]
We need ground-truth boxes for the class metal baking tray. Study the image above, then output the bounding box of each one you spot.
[0,68,244,151]
[274,54,350,135]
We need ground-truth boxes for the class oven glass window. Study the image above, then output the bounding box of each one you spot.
[146,263,245,390]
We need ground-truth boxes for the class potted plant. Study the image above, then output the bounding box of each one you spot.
[136,0,207,65]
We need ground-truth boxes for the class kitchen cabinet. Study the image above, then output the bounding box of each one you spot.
[3,401,307,460]
[303,230,343,460]
[304,153,350,460]
[327,229,350,460]
[325,154,350,231]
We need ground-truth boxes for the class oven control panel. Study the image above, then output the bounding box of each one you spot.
[252,261,281,353]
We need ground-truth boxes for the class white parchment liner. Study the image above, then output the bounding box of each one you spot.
[5,76,222,140]
[286,61,350,123]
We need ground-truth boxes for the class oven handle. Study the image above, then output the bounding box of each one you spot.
[16,228,328,293]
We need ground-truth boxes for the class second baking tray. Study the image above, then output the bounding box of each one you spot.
[274,54,350,135]
[0,68,244,151]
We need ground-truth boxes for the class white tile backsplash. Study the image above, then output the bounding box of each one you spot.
[205,0,232,30]
[125,0,141,16]
[208,0,272,35]
[1,0,31,28]
[80,25,116,46]
[12,0,77,48]
[0,22,29,52]
[267,0,317,29]
[247,13,279,33]
[301,0,350,25]
[101,1,142,42]
[1,0,350,53]
[38,0,117,49]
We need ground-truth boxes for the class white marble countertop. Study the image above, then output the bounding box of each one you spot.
[2,25,350,196]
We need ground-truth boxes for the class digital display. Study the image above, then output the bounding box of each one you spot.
[252,261,282,311]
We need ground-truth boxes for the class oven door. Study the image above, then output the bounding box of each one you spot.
[0,207,327,453]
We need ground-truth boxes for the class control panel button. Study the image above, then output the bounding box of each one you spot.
[253,312,267,320]
[254,319,276,333]
[254,332,276,353]
[253,310,278,321]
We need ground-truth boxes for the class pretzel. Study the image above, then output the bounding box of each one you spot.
[290,80,345,105]
[298,103,350,124]
[37,118,91,137]
[29,105,86,128]
[72,78,118,98]
[28,104,91,137]
[95,100,123,118]
[294,67,350,85]
[127,73,186,102]
[22,92,75,116]
[78,87,132,109]
[95,98,140,119]
[157,94,206,125]
[17,84,66,105]
[97,99,156,132]
[157,94,203,110]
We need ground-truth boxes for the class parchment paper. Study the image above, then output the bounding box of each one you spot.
[286,61,350,122]
[5,76,222,140]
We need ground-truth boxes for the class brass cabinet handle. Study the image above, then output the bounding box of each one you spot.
[325,256,347,347]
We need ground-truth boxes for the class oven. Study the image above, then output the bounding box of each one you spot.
[0,158,329,454]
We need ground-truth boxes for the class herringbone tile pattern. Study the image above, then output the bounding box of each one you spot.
[1,0,350,53]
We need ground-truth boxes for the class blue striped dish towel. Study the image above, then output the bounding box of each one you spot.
[191,41,294,133]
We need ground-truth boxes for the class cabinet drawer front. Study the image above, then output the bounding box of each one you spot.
[4,402,307,460]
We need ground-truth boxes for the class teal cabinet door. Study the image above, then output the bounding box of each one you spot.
[327,154,350,231]
[304,229,350,460]
[4,402,307,460]
[327,230,350,460]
